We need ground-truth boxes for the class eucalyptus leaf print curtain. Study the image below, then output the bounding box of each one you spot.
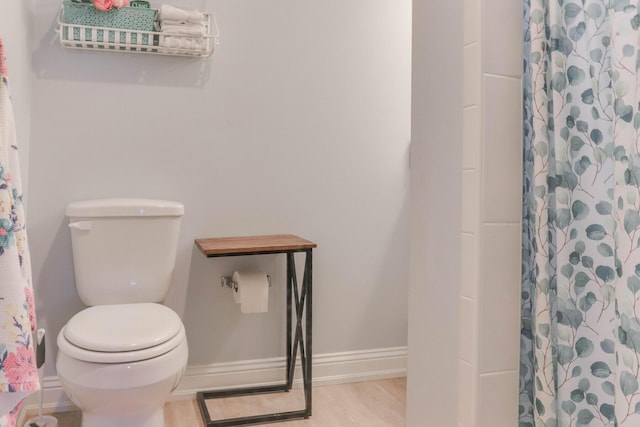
[0,38,39,426]
[521,0,640,426]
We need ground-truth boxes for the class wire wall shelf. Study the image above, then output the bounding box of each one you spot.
[56,4,218,58]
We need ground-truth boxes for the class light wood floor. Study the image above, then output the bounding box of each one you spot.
[28,378,406,427]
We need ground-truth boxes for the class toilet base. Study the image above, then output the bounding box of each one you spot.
[82,409,164,427]
[57,336,188,427]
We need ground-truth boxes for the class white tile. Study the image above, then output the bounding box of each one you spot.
[458,360,475,427]
[483,0,523,77]
[462,170,479,233]
[463,106,481,170]
[464,0,480,45]
[459,297,475,363]
[482,76,523,223]
[461,233,478,299]
[477,371,519,427]
[464,44,481,107]
[478,224,521,373]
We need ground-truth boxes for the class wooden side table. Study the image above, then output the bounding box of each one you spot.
[194,234,317,427]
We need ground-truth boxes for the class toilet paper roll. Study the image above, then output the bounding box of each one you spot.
[232,270,269,313]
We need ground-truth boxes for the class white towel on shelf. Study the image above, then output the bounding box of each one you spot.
[161,36,206,51]
[160,23,207,36]
[158,5,205,26]
[161,19,206,27]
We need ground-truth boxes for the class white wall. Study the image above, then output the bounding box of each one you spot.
[408,0,523,426]
[26,0,412,379]
[407,1,463,426]
[0,0,33,194]
[458,0,523,426]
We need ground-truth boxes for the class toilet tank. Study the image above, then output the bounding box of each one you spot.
[66,198,184,306]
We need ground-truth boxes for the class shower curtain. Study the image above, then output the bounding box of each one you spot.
[0,38,39,426]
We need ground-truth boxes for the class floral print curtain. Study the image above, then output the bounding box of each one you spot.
[0,38,39,426]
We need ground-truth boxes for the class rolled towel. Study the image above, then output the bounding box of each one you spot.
[158,4,205,25]
[161,36,206,50]
[161,20,207,29]
[160,19,207,26]
[160,23,207,36]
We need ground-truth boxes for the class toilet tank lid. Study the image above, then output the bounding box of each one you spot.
[66,198,184,217]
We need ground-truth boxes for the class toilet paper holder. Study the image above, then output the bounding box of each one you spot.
[221,274,272,292]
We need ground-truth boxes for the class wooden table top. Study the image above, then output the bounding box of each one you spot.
[195,234,317,257]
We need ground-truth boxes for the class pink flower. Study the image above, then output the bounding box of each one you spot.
[0,38,7,76]
[24,286,36,332]
[112,0,129,8]
[4,346,38,391]
[6,403,20,427]
[93,0,113,11]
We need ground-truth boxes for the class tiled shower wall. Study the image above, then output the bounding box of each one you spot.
[459,1,523,426]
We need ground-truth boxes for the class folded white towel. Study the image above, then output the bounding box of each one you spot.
[158,5,205,25]
[160,36,206,51]
[160,23,207,36]
[161,19,207,28]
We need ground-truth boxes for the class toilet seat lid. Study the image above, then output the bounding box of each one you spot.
[64,303,182,352]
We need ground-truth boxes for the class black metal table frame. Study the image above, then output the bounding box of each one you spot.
[196,248,313,427]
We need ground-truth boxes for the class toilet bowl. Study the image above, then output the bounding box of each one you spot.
[56,303,188,427]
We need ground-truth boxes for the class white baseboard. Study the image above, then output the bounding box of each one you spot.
[174,346,408,399]
[18,346,407,423]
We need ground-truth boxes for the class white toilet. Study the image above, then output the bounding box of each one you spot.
[56,198,188,427]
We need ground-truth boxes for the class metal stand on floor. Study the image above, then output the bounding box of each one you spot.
[194,235,316,427]
[25,329,58,427]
